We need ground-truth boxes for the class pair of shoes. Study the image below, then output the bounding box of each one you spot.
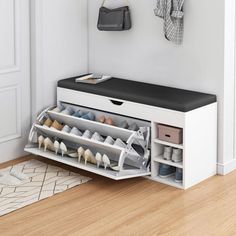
[118,121,139,131]
[112,138,138,157]
[77,148,111,169]
[128,123,139,131]
[98,115,114,126]
[81,131,126,148]
[61,125,83,136]
[119,121,129,129]
[54,140,77,157]
[113,138,138,156]
[82,130,105,142]
[81,112,95,121]
[70,127,83,136]
[159,164,176,178]
[59,105,96,121]
[43,119,64,131]
[113,138,126,148]
[73,110,95,121]
[95,153,110,169]
[52,104,64,113]
[104,136,115,145]
[38,136,55,152]
[38,135,47,150]
[77,148,96,165]
[82,130,93,139]
[60,107,74,116]
[78,148,96,165]
[43,118,53,127]
[38,136,77,157]
[51,120,64,131]
[91,132,104,142]
[163,146,182,163]
[158,164,183,183]
[81,130,125,147]
[72,110,84,118]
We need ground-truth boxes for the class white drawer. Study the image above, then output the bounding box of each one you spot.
[57,87,185,128]
[25,104,151,180]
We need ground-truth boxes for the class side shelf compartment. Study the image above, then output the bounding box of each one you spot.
[25,103,151,180]
[150,121,184,189]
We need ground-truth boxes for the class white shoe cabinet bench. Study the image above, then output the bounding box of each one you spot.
[25,77,217,189]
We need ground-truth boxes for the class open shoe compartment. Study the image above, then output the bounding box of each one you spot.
[25,103,151,180]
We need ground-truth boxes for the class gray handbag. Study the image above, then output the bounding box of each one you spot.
[97,0,132,31]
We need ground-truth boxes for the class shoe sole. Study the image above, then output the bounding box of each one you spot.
[159,173,175,178]
[174,179,183,183]
[172,160,183,163]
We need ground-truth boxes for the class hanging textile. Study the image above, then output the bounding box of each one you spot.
[154,0,184,44]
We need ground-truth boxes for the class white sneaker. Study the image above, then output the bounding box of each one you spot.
[163,146,173,160]
[172,149,182,163]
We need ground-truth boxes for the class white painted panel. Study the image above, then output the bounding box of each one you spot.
[0,86,20,142]
[0,0,15,69]
[88,0,225,167]
[0,0,30,163]
[31,0,88,117]
[184,103,217,188]
[57,88,185,127]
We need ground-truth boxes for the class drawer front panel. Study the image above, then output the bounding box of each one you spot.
[57,88,185,128]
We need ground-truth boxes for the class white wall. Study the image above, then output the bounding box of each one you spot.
[32,0,236,173]
[31,0,88,116]
[88,0,227,166]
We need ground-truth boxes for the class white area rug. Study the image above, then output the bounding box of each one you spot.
[0,159,91,216]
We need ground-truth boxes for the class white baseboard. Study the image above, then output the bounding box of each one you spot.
[217,159,236,175]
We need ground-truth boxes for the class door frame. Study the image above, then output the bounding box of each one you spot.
[217,0,236,175]
[30,0,44,121]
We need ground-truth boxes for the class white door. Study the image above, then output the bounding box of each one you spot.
[0,0,30,163]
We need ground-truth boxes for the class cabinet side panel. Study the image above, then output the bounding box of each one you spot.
[184,103,217,189]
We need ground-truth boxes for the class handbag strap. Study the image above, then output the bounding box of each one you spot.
[102,0,129,6]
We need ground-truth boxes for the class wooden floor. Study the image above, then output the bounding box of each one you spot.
[0,156,236,236]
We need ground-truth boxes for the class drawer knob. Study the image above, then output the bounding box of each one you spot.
[110,99,124,106]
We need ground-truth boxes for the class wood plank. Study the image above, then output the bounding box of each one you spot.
[0,155,235,236]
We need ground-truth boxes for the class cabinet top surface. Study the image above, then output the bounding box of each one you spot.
[58,76,217,112]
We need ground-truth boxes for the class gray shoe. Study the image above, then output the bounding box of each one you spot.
[104,136,115,145]
[70,127,82,136]
[113,138,126,148]
[174,168,183,183]
[163,146,173,160]
[81,112,95,121]
[61,107,74,115]
[159,164,176,178]
[82,130,93,139]
[91,132,104,142]
[128,123,139,131]
[172,148,182,163]
[119,121,129,129]
[61,125,71,133]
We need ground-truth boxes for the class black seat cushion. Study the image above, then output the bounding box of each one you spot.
[58,76,217,112]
